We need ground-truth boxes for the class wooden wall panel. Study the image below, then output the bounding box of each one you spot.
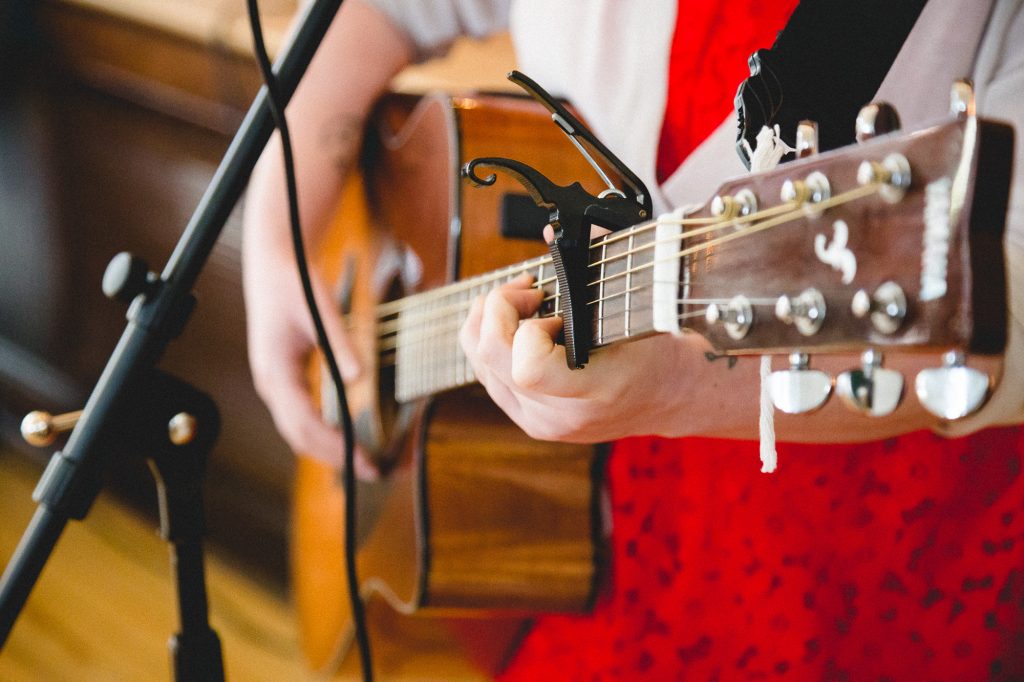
[0,1,294,585]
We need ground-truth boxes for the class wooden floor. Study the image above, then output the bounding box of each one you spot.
[0,450,308,680]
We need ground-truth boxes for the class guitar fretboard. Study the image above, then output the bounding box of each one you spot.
[388,223,663,402]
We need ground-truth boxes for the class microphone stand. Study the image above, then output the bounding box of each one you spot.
[0,0,344,677]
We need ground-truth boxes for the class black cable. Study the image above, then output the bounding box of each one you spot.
[244,2,373,680]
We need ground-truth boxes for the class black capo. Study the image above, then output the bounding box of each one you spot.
[462,71,653,369]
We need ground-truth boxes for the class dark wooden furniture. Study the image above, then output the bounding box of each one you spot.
[0,0,296,586]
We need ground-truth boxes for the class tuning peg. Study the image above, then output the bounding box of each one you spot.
[796,120,818,157]
[781,171,831,216]
[950,79,975,118]
[775,288,826,336]
[855,102,901,143]
[915,351,990,420]
[851,281,907,334]
[711,188,758,222]
[768,352,832,414]
[836,349,904,416]
[857,153,911,204]
[705,295,754,340]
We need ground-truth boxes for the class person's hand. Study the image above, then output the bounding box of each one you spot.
[244,242,379,479]
[458,274,713,443]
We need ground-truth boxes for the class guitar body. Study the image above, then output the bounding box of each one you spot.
[292,93,610,679]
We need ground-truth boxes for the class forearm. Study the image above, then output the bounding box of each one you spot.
[243,0,413,262]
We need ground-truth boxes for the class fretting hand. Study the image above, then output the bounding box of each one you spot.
[458,273,719,443]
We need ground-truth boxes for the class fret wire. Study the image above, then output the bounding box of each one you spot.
[597,239,606,345]
[625,231,634,338]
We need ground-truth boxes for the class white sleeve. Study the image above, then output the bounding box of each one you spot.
[361,0,511,60]
[939,0,1024,435]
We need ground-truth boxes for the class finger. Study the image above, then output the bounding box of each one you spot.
[543,224,610,243]
[459,293,485,361]
[266,366,380,479]
[477,285,542,377]
[511,316,597,398]
[459,293,498,385]
[459,288,533,416]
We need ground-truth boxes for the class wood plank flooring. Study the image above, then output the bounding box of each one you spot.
[0,450,307,680]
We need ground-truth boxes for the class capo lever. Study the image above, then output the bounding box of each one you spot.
[461,71,653,369]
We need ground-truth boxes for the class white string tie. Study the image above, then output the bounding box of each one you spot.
[759,355,777,473]
[745,124,791,472]
[744,124,795,173]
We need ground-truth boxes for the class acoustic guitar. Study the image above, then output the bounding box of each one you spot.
[291,91,1012,679]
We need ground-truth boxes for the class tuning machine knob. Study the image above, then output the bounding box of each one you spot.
[855,102,901,143]
[705,295,754,340]
[836,349,904,416]
[781,171,831,216]
[915,351,991,420]
[711,188,758,225]
[775,288,826,336]
[857,153,912,204]
[851,281,907,334]
[768,352,832,414]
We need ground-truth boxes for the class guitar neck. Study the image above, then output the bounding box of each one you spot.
[388,222,660,402]
[388,114,1012,403]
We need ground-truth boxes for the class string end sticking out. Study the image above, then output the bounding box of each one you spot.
[743,125,795,173]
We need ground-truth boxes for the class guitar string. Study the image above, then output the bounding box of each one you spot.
[374,180,879,324]
[373,211,732,314]
[375,184,881,381]
[375,294,782,354]
[587,200,798,270]
[375,294,788,362]
[587,182,881,291]
[376,186,881,386]
[379,176,865,318]
[378,307,724,383]
[374,212,730,317]
[374,182,880,348]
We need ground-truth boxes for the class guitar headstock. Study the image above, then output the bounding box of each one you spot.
[656,93,1014,420]
[684,113,1013,360]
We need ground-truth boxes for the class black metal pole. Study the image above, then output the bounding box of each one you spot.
[0,0,344,648]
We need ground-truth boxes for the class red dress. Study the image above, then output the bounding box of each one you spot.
[500,2,1024,679]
